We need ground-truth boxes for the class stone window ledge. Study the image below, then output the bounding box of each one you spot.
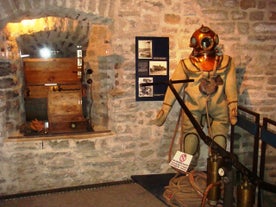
[5,130,115,142]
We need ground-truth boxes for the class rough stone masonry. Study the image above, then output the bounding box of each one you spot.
[0,1,275,201]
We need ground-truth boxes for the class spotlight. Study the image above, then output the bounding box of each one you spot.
[39,47,51,58]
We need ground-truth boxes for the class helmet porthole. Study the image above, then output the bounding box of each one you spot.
[201,37,213,50]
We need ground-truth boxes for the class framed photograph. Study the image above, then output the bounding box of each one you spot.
[149,60,167,76]
[135,37,169,101]
[138,77,153,97]
[138,40,152,59]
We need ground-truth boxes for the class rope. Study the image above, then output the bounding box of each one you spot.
[188,171,206,197]
[205,95,214,156]
[201,180,223,207]
[163,171,224,207]
[163,171,208,207]
[168,107,183,162]
[168,87,186,162]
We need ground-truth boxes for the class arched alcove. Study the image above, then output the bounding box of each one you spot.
[0,8,117,137]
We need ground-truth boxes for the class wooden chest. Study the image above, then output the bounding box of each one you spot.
[47,90,89,133]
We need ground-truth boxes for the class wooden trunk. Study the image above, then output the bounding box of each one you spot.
[48,90,83,122]
[47,90,87,133]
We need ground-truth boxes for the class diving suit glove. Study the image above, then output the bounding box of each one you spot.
[228,101,238,125]
[149,104,171,126]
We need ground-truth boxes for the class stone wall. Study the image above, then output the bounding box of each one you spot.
[0,0,275,197]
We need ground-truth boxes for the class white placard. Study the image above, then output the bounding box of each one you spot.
[169,151,193,172]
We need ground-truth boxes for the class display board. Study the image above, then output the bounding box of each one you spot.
[135,37,169,101]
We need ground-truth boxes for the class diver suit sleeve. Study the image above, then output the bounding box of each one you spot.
[225,57,238,125]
